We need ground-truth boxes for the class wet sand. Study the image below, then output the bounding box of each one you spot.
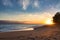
[0,24,60,40]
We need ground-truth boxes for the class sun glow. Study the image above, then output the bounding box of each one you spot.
[45,18,54,25]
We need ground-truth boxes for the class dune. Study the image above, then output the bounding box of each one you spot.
[0,24,60,40]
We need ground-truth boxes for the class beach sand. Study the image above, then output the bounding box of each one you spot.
[0,24,60,40]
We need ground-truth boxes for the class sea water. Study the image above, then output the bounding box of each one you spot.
[0,24,42,32]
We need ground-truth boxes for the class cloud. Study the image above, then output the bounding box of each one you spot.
[2,0,13,7]
[43,2,60,16]
[0,12,53,24]
[1,0,60,24]
[22,0,30,10]
[33,0,39,8]
[18,0,40,10]
[18,0,30,10]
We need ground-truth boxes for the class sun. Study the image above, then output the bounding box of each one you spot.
[45,18,54,25]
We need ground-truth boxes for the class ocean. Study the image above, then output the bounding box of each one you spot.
[0,24,42,32]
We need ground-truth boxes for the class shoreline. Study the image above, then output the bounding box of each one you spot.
[0,27,34,33]
[0,25,60,40]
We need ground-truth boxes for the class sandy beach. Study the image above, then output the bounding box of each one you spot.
[0,24,60,40]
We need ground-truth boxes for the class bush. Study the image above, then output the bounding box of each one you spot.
[53,12,60,24]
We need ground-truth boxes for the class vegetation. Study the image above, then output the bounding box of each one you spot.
[53,12,60,24]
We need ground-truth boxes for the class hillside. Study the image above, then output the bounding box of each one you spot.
[0,20,24,24]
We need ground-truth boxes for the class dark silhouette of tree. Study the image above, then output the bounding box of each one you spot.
[53,12,60,24]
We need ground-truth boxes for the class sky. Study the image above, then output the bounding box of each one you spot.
[0,0,60,24]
